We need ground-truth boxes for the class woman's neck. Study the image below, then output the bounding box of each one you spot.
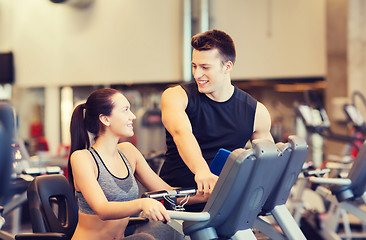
[92,134,120,156]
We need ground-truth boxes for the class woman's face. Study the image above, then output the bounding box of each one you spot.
[107,93,136,138]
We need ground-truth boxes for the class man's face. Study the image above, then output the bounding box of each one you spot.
[191,49,228,95]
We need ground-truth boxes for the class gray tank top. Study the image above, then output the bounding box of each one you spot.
[76,147,139,215]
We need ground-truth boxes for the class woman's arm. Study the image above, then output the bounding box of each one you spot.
[70,150,170,222]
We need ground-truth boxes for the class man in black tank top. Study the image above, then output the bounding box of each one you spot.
[160,29,274,212]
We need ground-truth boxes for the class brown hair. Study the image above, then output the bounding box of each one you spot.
[68,88,119,190]
[191,29,236,65]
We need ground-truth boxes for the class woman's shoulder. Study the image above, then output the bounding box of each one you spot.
[117,142,143,170]
[117,142,140,160]
[71,148,91,156]
[70,149,93,163]
[117,142,137,152]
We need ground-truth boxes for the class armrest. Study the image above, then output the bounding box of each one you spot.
[309,176,352,186]
[15,233,67,240]
[167,210,210,221]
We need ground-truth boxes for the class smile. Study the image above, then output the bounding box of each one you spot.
[197,80,208,85]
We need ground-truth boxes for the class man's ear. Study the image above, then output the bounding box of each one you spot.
[99,114,110,127]
[224,61,233,73]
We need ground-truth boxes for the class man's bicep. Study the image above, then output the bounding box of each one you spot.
[163,107,192,136]
[161,87,191,134]
[252,102,274,142]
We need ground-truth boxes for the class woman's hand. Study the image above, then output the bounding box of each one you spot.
[140,198,171,223]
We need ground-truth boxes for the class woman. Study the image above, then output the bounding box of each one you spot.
[69,88,183,240]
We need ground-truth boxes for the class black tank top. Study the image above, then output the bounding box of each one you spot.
[160,82,257,191]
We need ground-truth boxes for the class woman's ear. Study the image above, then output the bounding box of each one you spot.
[99,114,110,127]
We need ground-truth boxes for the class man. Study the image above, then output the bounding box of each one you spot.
[159,29,274,211]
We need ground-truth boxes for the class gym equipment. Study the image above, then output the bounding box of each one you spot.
[343,91,366,159]
[308,140,366,240]
[142,188,197,201]
[13,174,149,240]
[0,102,14,198]
[183,139,289,240]
[135,104,166,160]
[254,135,309,240]
[296,90,364,150]
[0,102,33,240]
[142,188,197,211]
[286,163,331,224]
[295,90,364,177]
[0,102,16,240]
[145,152,165,175]
[343,91,366,134]
[209,148,231,176]
[0,103,68,240]
[26,174,78,239]
[146,138,291,239]
[0,103,63,237]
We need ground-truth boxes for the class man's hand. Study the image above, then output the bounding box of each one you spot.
[194,170,219,195]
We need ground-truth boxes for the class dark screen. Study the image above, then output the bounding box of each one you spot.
[0,52,14,84]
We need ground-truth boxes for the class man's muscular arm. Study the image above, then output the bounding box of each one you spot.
[161,86,218,195]
[252,101,274,142]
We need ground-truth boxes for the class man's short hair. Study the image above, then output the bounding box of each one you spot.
[191,29,236,65]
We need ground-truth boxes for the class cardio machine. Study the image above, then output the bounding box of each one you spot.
[343,91,366,158]
[145,137,308,240]
[308,139,366,240]
[295,90,364,173]
[296,90,364,152]
[0,102,16,240]
[293,90,366,239]
[343,91,366,134]
[0,102,64,240]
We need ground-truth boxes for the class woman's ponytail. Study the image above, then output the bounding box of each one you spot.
[68,103,89,192]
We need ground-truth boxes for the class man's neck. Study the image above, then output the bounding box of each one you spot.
[205,83,235,102]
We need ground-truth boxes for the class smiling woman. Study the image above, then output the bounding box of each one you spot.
[68,88,186,240]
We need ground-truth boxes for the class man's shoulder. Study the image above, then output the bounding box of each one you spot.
[161,84,189,109]
[180,81,196,89]
[163,82,198,100]
[163,84,187,98]
[234,87,257,106]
